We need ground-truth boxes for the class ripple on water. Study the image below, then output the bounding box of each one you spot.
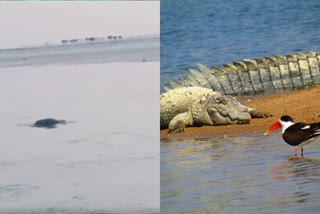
[0,184,39,200]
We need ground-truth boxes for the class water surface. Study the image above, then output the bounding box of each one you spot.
[0,36,160,213]
[161,135,320,213]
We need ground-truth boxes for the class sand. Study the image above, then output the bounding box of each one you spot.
[160,86,320,140]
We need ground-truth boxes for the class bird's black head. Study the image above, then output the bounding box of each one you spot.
[280,115,294,122]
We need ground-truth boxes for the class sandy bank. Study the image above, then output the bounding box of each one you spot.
[160,86,320,141]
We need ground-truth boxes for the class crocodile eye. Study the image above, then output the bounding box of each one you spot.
[221,99,227,105]
[217,97,227,104]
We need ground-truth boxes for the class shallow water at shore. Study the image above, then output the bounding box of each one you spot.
[161,134,320,213]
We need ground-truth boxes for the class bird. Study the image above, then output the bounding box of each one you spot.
[264,115,320,157]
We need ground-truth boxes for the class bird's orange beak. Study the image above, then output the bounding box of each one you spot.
[264,121,281,136]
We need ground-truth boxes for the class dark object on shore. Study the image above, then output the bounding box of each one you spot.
[32,118,66,129]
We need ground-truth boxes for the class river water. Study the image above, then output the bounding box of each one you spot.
[0,36,160,213]
[161,0,320,213]
[161,135,320,213]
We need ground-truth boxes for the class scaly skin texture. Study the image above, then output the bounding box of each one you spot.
[160,87,271,133]
[163,50,320,95]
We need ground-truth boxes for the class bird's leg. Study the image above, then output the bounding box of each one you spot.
[294,147,298,157]
[301,147,304,157]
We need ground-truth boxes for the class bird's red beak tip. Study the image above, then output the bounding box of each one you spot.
[264,121,281,136]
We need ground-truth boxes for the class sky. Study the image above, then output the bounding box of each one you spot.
[0,1,159,49]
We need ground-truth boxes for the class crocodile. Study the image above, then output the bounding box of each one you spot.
[160,87,271,133]
[163,50,320,95]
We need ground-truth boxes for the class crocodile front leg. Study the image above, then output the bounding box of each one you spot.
[168,112,193,133]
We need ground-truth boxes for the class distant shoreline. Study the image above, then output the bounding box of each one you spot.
[0,34,159,51]
[160,85,320,141]
[0,35,159,68]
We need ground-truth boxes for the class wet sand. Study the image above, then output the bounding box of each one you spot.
[160,86,320,140]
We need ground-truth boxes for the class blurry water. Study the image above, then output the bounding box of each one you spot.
[0,36,159,213]
[161,135,320,213]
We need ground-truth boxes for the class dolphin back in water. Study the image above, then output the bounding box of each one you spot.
[32,118,67,129]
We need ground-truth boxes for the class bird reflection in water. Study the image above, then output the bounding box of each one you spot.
[270,156,320,206]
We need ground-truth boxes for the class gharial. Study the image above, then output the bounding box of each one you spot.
[160,87,272,133]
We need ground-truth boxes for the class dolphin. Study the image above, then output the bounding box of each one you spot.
[32,118,67,129]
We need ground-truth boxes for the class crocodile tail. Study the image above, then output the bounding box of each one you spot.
[164,50,320,95]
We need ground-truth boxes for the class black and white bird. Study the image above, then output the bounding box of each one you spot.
[264,115,320,157]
